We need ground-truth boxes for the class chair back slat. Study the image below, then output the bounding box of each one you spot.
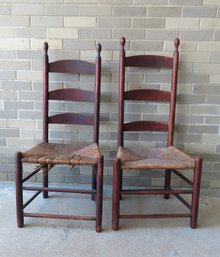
[49,88,95,102]
[124,89,170,102]
[43,42,102,143]
[49,60,96,74]
[49,113,94,126]
[124,121,168,132]
[125,55,173,69]
[118,37,180,147]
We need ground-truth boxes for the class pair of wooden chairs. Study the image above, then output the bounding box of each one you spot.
[15,38,202,233]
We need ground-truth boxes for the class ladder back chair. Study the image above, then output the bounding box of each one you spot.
[112,37,202,230]
[16,42,103,232]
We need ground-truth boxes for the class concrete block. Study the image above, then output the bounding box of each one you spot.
[184,143,215,155]
[177,94,206,104]
[65,0,97,2]
[134,0,168,4]
[166,18,200,29]
[64,17,96,27]
[80,28,112,39]
[47,28,78,39]
[194,63,220,74]
[31,16,63,27]
[204,0,220,5]
[0,71,16,80]
[13,4,44,15]
[199,41,220,52]
[0,60,30,70]
[132,18,165,28]
[146,30,177,40]
[0,5,11,14]
[80,5,111,16]
[202,135,220,144]
[46,4,78,15]
[214,31,220,41]
[99,0,132,4]
[207,96,220,104]
[113,29,145,40]
[182,7,217,17]
[17,70,42,81]
[190,105,220,115]
[169,0,203,5]
[165,41,197,52]
[113,6,146,17]
[0,50,16,59]
[210,74,220,84]
[193,84,220,95]
[0,90,18,100]
[148,7,182,17]
[31,39,62,49]
[0,38,29,49]
[0,28,13,37]
[0,16,29,27]
[5,101,33,111]
[178,72,209,84]
[1,81,31,90]
[98,17,131,28]
[14,28,45,38]
[131,40,163,51]
[201,19,220,29]
[190,124,219,134]
[180,31,213,41]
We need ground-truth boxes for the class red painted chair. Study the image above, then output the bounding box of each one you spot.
[16,42,103,232]
[112,37,202,230]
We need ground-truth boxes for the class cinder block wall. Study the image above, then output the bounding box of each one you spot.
[0,0,220,189]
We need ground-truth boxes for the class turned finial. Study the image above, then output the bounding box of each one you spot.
[120,37,126,49]
[43,42,48,54]
[174,38,180,51]
[96,43,102,56]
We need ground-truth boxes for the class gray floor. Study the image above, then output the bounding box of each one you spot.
[0,182,220,257]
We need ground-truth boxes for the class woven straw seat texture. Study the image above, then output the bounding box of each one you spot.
[117,146,195,170]
[22,142,100,166]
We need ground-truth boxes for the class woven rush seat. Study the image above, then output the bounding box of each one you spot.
[22,142,100,166]
[117,146,195,170]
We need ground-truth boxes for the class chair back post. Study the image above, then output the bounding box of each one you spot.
[43,42,49,143]
[93,43,102,145]
[118,37,126,147]
[167,38,180,147]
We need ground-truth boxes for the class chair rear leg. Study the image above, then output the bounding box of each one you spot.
[191,157,202,229]
[119,167,123,200]
[112,158,121,231]
[164,169,171,199]
[91,166,97,201]
[15,152,24,228]
[96,156,103,233]
[42,164,48,199]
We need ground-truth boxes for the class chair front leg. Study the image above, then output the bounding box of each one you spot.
[112,158,121,231]
[191,157,202,229]
[15,152,24,228]
[96,155,103,233]
[42,164,49,199]
[91,166,97,201]
[164,169,171,199]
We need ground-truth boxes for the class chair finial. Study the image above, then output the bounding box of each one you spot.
[43,42,48,54]
[96,43,102,56]
[120,37,126,49]
[174,38,180,51]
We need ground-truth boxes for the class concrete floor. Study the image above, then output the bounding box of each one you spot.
[0,182,220,257]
